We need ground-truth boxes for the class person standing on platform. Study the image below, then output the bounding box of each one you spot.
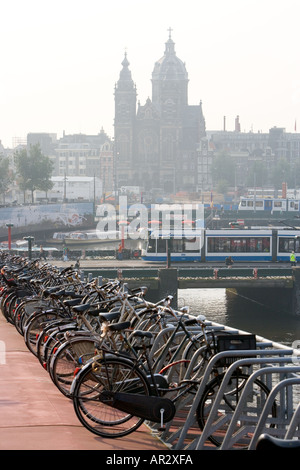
[39,246,47,260]
[225,256,234,268]
[290,251,297,267]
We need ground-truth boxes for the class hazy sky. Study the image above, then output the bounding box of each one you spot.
[1,0,300,148]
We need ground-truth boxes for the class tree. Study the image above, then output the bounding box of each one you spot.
[211,153,235,192]
[270,158,289,190]
[15,144,53,203]
[286,162,300,190]
[246,161,268,189]
[0,155,12,203]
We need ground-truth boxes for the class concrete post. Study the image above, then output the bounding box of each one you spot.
[292,266,300,315]
[272,229,277,262]
[158,268,178,308]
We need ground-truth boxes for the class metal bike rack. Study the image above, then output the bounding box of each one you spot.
[218,365,300,450]
[247,376,300,450]
[146,332,300,451]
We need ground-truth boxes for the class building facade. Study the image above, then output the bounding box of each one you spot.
[114,31,206,194]
[53,130,111,178]
[34,176,102,203]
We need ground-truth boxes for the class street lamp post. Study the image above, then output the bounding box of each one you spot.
[23,236,34,260]
[6,223,14,250]
[63,173,67,202]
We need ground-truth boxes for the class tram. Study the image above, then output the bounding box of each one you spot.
[238,197,300,212]
[141,228,300,263]
[141,228,203,262]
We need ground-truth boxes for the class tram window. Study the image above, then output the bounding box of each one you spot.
[157,238,166,253]
[184,237,200,252]
[289,201,300,210]
[207,237,230,252]
[274,201,282,208]
[262,237,270,252]
[172,239,184,253]
[208,236,270,253]
[147,242,156,253]
[255,201,263,207]
[279,238,299,253]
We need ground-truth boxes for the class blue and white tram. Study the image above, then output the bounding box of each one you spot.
[141,228,203,262]
[205,229,273,262]
[141,228,300,263]
[238,197,300,212]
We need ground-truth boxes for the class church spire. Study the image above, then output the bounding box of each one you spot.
[117,51,135,90]
[165,27,175,55]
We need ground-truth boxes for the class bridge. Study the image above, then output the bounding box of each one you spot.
[82,266,293,287]
[73,263,299,315]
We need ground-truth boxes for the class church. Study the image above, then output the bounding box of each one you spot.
[114,30,206,195]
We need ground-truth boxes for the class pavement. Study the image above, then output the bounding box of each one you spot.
[45,258,291,270]
[0,313,167,451]
[47,258,159,269]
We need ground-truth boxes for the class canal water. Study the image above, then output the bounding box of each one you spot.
[178,288,300,347]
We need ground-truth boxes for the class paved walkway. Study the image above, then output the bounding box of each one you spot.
[0,314,167,451]
[47,258,163,269]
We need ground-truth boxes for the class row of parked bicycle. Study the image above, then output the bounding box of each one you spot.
[1,252,292,449]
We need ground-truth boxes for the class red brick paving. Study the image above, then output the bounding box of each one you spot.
[0,314,167,451]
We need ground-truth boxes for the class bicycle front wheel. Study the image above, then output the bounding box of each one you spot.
[72,356,151,438]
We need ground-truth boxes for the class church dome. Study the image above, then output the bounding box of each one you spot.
[152,31,188,81]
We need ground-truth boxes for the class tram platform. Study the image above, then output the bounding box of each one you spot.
[0,314,167,451]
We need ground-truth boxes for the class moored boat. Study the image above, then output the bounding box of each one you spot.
[64,230,121,245]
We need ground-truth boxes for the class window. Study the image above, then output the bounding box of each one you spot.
[157,238,166,253]
[207,236,270,253]
[172,239,184,253]
[279,237,300,253]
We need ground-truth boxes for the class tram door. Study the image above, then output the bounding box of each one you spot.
[264,200,273,210]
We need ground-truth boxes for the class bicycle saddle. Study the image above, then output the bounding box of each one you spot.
[132,330,153,339]
[64,298,83,307]
[72,303,91,312]
[107,321,131,332]
[99,311,121,322]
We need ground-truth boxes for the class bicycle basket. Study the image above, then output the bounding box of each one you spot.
[216,334,256,366]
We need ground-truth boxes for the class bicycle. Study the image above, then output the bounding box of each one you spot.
[71,330,277,445]
[47,294,175,397]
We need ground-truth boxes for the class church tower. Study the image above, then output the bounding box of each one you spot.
[152,28,188,119]
[114,32,206,194]
[114,52,137,188]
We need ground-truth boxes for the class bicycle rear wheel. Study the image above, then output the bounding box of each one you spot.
[72,356,151,438]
